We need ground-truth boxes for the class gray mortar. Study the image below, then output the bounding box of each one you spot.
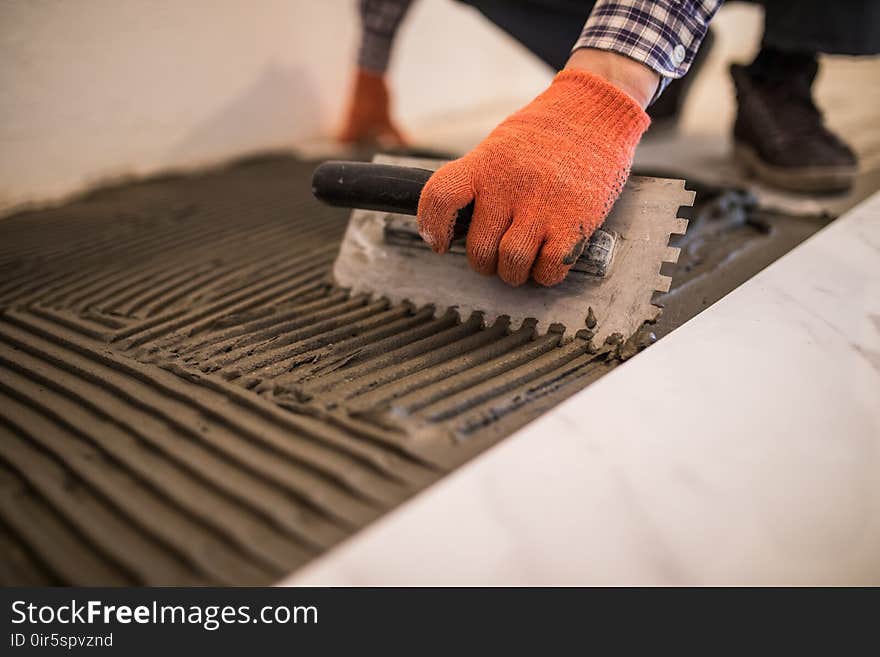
[0,155,836,585]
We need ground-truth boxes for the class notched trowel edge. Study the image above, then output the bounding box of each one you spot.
[329,155,693,345]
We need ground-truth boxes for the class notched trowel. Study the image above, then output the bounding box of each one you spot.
[312,155,693,345]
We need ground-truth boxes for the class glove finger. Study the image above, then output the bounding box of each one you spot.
[497,218,545,287]
[466,196,512,275]
[531,227,590,287]
[416,159,474,254]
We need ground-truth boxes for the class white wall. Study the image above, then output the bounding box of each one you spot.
[0,0,549,215]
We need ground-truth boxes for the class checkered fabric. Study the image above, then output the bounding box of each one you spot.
[576,0,723,98]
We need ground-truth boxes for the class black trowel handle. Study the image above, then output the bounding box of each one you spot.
[311,160,473,239]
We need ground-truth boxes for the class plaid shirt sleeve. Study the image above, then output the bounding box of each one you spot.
[574,0,723,101]
[357,0,414,73]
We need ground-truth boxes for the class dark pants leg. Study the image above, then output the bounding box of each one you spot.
[759,0,880,55]
[745,0,879,98]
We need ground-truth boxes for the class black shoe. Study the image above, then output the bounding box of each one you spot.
[730,58,857,193]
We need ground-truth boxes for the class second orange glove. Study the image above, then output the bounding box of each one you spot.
[417,69,650,287]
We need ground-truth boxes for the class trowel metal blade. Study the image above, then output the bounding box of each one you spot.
[332,155,693,344]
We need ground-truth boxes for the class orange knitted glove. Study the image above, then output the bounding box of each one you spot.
[417,69,650,286]
[338,69,408,148]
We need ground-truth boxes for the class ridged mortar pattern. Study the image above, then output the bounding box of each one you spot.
[0,156,824,585]
[0,157,624,585]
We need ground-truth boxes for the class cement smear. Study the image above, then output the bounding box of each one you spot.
[0,155,831,584]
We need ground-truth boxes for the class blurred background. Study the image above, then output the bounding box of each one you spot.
[1,0,878,216]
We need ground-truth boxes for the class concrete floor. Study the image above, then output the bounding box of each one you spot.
[0,151,835,585]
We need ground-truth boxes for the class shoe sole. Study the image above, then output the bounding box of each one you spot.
[734,143,856,194]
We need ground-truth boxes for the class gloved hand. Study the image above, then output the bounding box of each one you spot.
[338,69,408,148]
[417,69,650,286]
